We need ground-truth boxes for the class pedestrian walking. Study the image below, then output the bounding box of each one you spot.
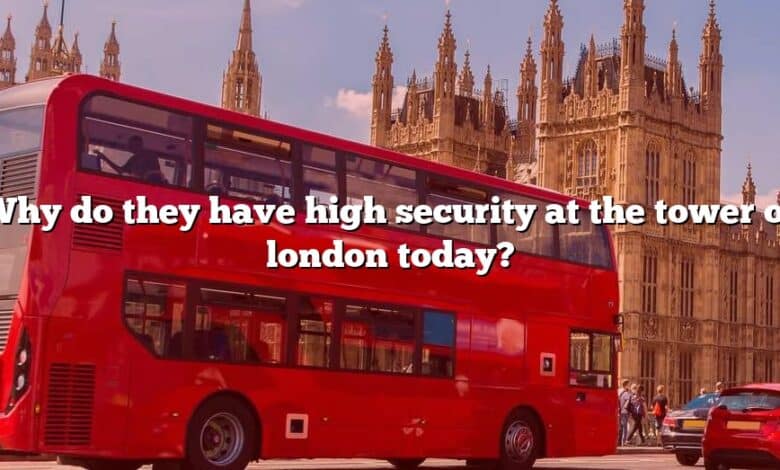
[651,385,669,445]
[617,379,631,446]
[625,384,647,445]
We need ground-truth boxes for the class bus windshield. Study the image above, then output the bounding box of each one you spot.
[0,106,44,159]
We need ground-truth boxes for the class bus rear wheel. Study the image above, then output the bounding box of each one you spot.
[499,409,541,470]
[184,395,258,470]
[387,458,425,469]
[57,456,142,470]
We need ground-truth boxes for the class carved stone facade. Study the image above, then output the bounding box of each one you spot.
[1,2,120,89]
[536,0,779,406]
[370,11,537,179]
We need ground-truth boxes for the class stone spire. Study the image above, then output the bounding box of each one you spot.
[517,36,537,162]
[742,163,756,206]
[100,20,120,81]
[540,0,564,122]
[585,33,598,97]
[434,9,457,118]
[221,0,262,116]
[0,15,16,89]
[406,69,419,126]
[370,24,394,147]
[700,0,723,112]
[27,1,53,81]
[69,32,82,72]
[620,0,646,109]
[666,26,682,98]
[482,65,494,130]
[459,48,474,96]
[50,24,70,74]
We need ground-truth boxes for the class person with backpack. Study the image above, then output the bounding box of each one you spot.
[617,379,632,446]
[651,385,669,445]
[625,384,647,445]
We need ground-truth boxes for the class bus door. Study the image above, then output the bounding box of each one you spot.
[568,330,617,455]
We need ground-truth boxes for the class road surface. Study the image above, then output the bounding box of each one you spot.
[0,454,693,469]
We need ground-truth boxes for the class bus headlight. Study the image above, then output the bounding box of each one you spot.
[6,328,32,412]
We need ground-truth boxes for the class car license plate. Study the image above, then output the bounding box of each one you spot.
[727,421,760,431]
[682,420,706,430]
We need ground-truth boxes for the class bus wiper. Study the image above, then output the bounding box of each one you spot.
[742,406,771,412]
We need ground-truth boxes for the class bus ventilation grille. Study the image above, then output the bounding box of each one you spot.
[0,154,38,199]
[44,363,96,447]
[72,196,124,252]
[0,296,14,353]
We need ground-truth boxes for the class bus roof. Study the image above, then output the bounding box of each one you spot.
[0,76,65,111]
[7,74,585,206]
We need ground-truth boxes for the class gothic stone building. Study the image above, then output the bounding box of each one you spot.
[370,12,537,178]
[0,3,121,90]
[370,0,780,407]
[2,0,261,118]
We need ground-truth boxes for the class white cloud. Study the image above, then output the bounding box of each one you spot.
[723,188,779,209]
[326,86,408,120]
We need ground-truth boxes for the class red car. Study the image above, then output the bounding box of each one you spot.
[702,383,780,470]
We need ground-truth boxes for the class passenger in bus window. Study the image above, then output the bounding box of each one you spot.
[98,135,167,185]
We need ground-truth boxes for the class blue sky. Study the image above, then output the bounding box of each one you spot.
[4,0,778,204]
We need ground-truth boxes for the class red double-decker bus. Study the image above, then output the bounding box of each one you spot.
[0,75,620,470]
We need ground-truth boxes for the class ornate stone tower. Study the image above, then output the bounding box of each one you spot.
[100,21,121,81]
[517,37,538,163]
[534,0,779,405]
[369,10,517,177]
[27,2,53,82]
[370,25,393,148]
[221,0,262,116]
[0,16,16,89]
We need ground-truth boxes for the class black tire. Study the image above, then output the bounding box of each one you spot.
[675,452,699,466]
[387,458,425,469]
[57,457,142,470]
[499,409,542,470]
[184,395,258,470]
[704,459,729,470]
[466,459,498,469]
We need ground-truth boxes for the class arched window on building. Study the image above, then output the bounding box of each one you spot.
[576,139,598,188]
[645,143,660,206]
[682,152,696,205]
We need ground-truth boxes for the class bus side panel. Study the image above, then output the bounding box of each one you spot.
[36,257,130,458]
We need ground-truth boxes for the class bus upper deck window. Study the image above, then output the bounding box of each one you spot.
[204,124,292,203]
[81,95,194,188]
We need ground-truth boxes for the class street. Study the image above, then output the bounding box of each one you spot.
[0,455,690,470]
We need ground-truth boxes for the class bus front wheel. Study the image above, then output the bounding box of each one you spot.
[499,409,541,470]
[184,395,258,470]
[387,459,425,469]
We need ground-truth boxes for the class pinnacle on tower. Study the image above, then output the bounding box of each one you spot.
[434,8,457,116]
[100,20,121,81]
[620,0,646,80]
[70,32,82,72]
[370,22,394,146]
[27,1,54,81]
[585,33,598,97]
[700,0,723,108]
[459,48,474,96]
[742,163,756,205]
[50,24,70,74]
[221,0,262,116]
[237,0,253,52]
[540,0,564,122]
[666,25,682,97]
[0,15,16,89]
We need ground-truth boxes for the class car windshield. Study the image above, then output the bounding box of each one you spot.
[0,106,44,158]
[719,391,780,411]
[683,393,720,410]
